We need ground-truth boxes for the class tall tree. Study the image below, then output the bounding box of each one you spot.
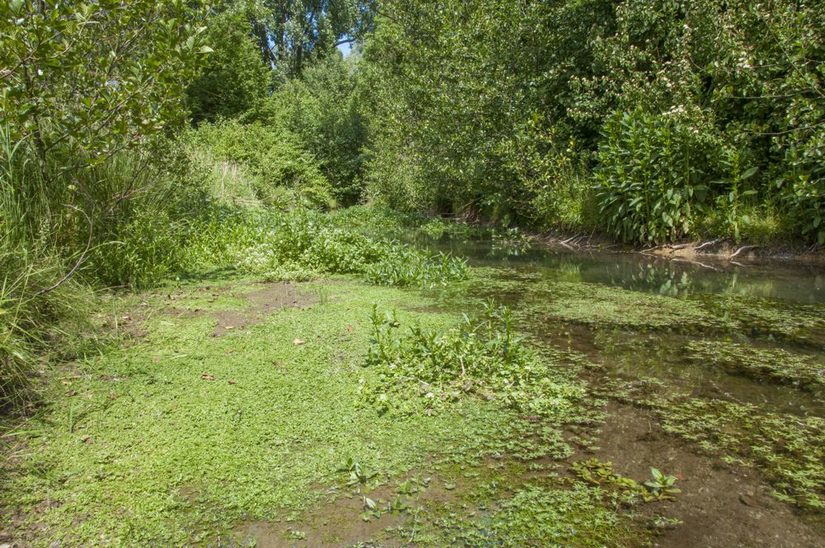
[250,0,375,77]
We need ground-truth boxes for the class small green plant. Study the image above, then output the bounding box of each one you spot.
[572,458,647,505]
[643,468,681,500]
[338,458,378,488]
[285,529,306,541]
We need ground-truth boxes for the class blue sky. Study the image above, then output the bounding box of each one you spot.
[337,41,353,57]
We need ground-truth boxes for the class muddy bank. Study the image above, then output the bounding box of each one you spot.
[593,403,824,548]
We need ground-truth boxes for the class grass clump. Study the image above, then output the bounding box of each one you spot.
[361,302,585,419]
[0,256,97,412]
[687,340,825,390]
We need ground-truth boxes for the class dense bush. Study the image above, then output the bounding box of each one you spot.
[187,9,271,123]
[187,121,336,210]
[360,0,825,244]
[247,54,369,205]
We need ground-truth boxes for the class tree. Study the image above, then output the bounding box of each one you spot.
[188,8,272,123]
[0,0,212,173]
[249,0,375,77]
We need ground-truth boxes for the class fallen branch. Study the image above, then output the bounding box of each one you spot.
[695,238,723,251]
[672,258,720,271]
[729,245,760,260]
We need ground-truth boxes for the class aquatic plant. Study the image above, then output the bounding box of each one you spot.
[362,302,584,418]
[687,340,825,390]
[658,398,825,510]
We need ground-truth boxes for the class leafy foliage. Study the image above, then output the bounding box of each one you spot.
[187,120,336,209]
[595,109,720,243]
[362,303,584,417]
[0,0,210,168]
[187,8,271,123]
[248,55,369,204]
[245,0,374,77]
[360,0,825,243]
[181,208,467,288]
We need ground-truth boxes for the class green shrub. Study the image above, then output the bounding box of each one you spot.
[361,303,583,417]
[365,247,468,288]
[187,121,336,210]
[595,109,722,243]
[779,136,825,245]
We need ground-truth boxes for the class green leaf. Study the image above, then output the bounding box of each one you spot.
[741,167,759,180]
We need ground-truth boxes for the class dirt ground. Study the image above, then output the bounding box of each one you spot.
[594,403,825,548]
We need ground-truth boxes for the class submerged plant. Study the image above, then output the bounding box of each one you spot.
[686,340,825,390]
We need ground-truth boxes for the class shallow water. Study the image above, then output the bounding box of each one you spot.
[425,237,825,418]
[433,239,825,304]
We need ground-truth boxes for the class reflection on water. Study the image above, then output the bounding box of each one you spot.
[427,238,825,304]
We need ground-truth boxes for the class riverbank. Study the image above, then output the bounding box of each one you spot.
[541,232,825,265]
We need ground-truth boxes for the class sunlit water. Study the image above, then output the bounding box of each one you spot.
[421,236,825,417]
[433,239,825,304]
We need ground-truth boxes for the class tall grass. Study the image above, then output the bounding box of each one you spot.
[0,128,96,412]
